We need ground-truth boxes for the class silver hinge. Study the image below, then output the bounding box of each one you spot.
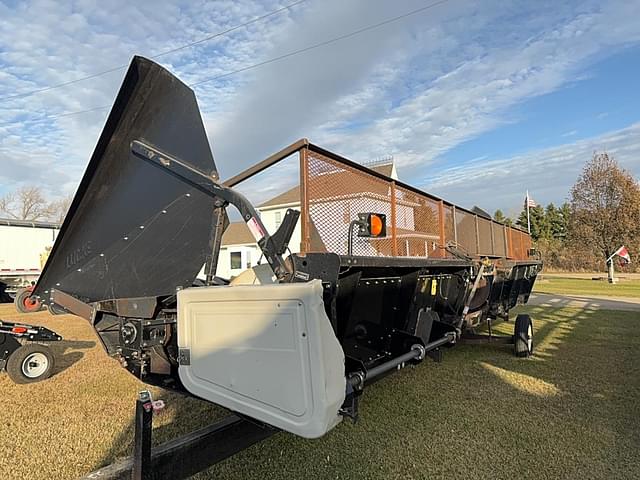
[178,348,191,366]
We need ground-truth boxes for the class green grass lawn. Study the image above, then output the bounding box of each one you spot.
[534,276,640,298]
[1,303,638,480]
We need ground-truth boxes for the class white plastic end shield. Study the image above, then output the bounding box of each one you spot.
[177,279,346,438]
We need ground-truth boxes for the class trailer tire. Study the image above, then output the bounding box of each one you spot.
[6,343,55,384]
[47,303,67,316]
[514,314,533,358]
[14,288,42,314]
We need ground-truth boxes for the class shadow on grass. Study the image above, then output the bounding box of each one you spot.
[49,339,96,376]
[88,304,640,480]
[529,293,640,311]
[92,389,227,473]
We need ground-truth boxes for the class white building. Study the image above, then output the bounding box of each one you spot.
[215,162,397,278]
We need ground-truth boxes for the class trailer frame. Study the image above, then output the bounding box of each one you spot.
[0,319,62,383]
[81,392,277,480]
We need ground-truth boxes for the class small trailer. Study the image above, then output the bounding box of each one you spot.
[0,218,60,313]
[0,320,62,383]
[27,57,540,477]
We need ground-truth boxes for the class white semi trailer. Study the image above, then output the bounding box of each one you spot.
[0,219,60,311]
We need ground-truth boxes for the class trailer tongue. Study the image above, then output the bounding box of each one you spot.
[32,57,541,442]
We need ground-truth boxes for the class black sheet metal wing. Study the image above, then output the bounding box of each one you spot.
[33,56,224,303]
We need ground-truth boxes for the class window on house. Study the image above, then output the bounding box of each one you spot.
[230,251,242,270]
[246,251,252,269]
[275,211,282,228]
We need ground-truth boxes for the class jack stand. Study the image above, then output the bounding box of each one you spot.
[133,390,154,480]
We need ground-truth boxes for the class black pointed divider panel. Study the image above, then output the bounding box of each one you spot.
[34,56,223,303]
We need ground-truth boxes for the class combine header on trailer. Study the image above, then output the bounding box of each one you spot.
[27,56,540,473]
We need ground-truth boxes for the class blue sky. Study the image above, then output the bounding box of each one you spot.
[1,0,639,218]
[442,46,640,166]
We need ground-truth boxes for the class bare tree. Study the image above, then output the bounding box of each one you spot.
[569,152,640,264]
[0,186,53,221]
[47,195,73,224]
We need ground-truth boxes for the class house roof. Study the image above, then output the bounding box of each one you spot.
[259,186,300,208]
[221,222,255,246]
[258,163,395,209]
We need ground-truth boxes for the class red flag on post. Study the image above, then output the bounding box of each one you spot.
[614,245,631,263]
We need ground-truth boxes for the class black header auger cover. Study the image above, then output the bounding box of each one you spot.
[34,56,225,303]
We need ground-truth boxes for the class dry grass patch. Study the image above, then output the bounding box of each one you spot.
[0,305,225,480]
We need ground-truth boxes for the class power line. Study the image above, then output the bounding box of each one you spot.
[0,0,308,103]
[4,0,450,127]
[193,0,449,87]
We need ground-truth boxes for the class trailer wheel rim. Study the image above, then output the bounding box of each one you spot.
[527,324,533,352]
[21,352,49,378]
[22,295,40,311]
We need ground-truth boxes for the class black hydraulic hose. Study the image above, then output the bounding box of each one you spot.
[347,333,455,388]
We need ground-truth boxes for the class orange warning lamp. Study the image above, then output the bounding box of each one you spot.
[357,213,387,238]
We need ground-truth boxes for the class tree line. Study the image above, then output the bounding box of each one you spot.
[494,153,640,272]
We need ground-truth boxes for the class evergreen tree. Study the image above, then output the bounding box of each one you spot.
[558,203,571,238]
[544,203,565,239]
[516,205,545,240]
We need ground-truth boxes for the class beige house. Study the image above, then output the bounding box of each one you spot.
[215,162,397,278]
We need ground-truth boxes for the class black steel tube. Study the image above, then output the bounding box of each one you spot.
[348,333,455,388]
[423,332,458,351]
[365,347,424,381]
[347,220,360,257]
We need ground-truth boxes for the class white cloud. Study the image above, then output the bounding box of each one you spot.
[423,122,640,216]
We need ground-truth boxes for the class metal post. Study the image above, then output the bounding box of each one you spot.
[390,181,398,256]
[490,222,495,256]
[299,147,310,253]
[607,257,617,284]
[503,226,508,258]
[474,215,480,254]
[133,391,153,480]
[438,200,445,258]
[452,206,458,244]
